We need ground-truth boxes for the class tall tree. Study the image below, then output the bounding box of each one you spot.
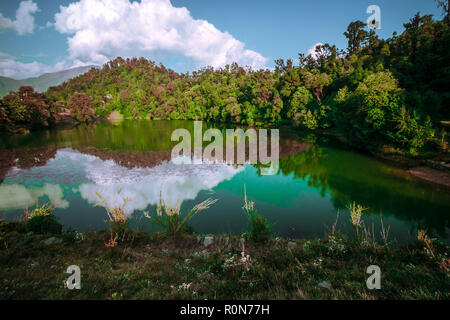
[435,0,449,24]
[344,21,369,54]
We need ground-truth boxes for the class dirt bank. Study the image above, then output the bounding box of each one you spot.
[407,166,450,188]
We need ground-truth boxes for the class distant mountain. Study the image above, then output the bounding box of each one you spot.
[0,77,22,97]
[0,66,96,97]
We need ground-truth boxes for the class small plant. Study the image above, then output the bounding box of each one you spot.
[144,194,217,237]
[25,203,62,234]
[222,238,252,272]
[379,215,391,245]
[95,190,130,238]
[325,211,348,254]
[25,203,53,219]
[62,230,84,243]
[95,191,129,224]
[417,229,450,274]
[312,256,323,268]
[439,129,448,151]
[104,229,119,248]
[439,256,450,273]
[303,240,312,251]
[326,235,347,256]
[242,185,272,243]
[95,190,130,246]
[239,238,252,271]
[417,229,435,258]
[330,210,340,237]
[347,201,365,238]
[361,223,376,247]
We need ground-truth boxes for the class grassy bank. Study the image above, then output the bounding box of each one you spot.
[0,217,449,300]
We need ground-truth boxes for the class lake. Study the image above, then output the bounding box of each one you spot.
[1,120,449,244]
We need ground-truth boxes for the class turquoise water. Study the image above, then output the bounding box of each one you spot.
[0,120,449,244]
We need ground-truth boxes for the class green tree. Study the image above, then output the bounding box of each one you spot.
[68,93,95,123]
[344,21,369,54]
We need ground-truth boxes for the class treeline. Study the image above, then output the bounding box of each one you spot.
[1,9,449,155]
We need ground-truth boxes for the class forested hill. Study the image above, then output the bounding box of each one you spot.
[1,9,449,156]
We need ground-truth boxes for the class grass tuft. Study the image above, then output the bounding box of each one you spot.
[145,193,218,237]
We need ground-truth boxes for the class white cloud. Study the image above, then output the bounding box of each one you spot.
[307,42,324,60]
[60,148,242,214]
[39,21,54,31]
[0,0,39,35]
[3,148,244,215]
[0,183,69,211]
[0,52,68,79]
[78,161,242,214]
[53,0,268,70]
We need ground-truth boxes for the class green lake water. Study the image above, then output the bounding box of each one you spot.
[0,120,449,244]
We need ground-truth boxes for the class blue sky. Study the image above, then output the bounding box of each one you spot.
[0,0,444,79]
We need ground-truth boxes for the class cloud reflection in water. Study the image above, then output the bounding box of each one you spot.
[1,148,244,214]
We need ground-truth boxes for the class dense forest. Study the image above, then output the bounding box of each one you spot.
[1,6,449,156]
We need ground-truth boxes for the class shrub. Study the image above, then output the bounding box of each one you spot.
[68,93,95,123]
[347,201,365,238]
[25,204,62,234]
[242,186,272,242]
[26,215,62,234]
[246,213,272,243]
[333,71,435,153]
[1,86,51,129]
[288,86,313,119]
